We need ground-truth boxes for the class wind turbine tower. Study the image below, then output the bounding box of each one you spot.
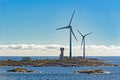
[56,10,77,59]
[77,29,92,58]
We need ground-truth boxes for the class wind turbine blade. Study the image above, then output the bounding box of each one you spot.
[77,29,83,37]
[56,26,69,30]
[69,9,75,25]
[71,28,77,41]
[84,32,92,36]
[81,38,84,48]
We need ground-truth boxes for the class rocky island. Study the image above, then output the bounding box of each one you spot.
[0,57,119,67]
[7,68,35,73]
[74,69,110,74]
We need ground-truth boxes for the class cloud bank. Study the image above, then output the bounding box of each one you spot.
[0,44,120,56]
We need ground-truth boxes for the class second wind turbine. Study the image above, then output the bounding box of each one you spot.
[56,10,77,59]
[77,29,92,59]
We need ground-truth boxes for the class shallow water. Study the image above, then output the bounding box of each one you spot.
[0,66,120,80]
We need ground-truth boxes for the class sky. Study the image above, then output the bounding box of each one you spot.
[0,0,120,56]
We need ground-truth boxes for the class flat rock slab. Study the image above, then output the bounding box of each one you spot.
[7,68,35,73]
[74,69,110,74]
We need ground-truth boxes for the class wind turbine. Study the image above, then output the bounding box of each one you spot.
[56,10,77,59]
[77,29,92,59]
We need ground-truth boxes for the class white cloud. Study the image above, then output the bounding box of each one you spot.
[0,44,120,56]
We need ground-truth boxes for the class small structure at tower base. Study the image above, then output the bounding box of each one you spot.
[59,47,64,60]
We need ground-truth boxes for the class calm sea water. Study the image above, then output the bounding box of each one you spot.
[0,56,120,80]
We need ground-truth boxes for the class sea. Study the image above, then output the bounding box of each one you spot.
[0,56,120,80]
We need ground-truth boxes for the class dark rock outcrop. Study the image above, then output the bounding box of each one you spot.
[74,69,110,74]
[7,68,35,73]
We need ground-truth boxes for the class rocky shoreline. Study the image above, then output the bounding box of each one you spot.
[0,57,119,67]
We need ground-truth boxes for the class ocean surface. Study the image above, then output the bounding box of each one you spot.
[0,56,120,80]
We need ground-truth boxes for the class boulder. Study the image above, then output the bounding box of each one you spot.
[74,69,110,74]
[7,68,35,73]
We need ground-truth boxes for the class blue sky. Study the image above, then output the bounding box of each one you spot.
[0,0,120,46]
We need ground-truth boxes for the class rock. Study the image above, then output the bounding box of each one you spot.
[74,69,110,74]
[113,64,120,66]
[7,68,35,73]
